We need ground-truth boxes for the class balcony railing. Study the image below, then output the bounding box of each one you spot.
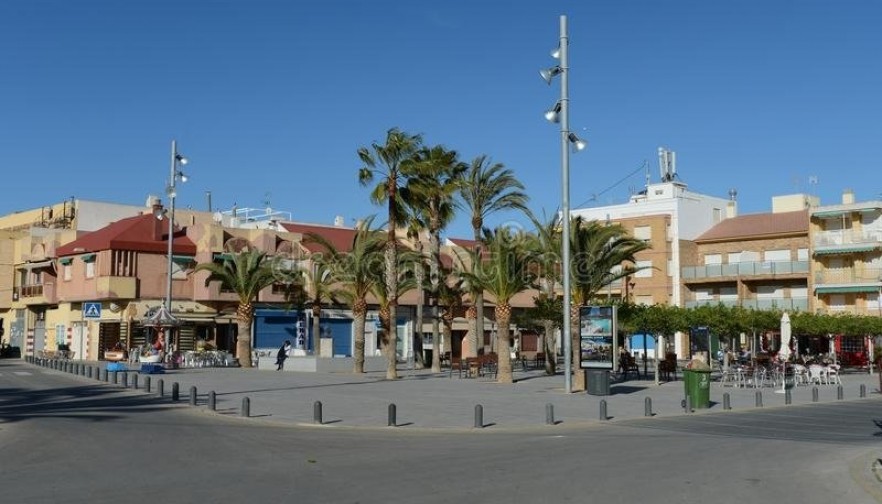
[814,229,882,248]
[682,260,809,280]
[814,268,882,285]
[13,282,57,304]
[684,297,809,311]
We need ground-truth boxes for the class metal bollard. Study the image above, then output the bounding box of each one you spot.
[112,372,118,385]
[837,385,844,400]
[145,376,152,393]
[755,391,763,408]
[95,366,102,380]
[644,397,653,417]
[189,386,197,406]
[785,390,791,405]
[388,403,397,427]
[87,366,93,379]
[241,397,250,417]
[102,369,108,382]
[861,384,867,398]
[121,372,128,388]
[172,382,180,402]
[599,400,608,420]
[723,393,731,410]
[812,386,819,402]
[314,401,323,424]
[157,378,164,397]
[208,391,216,411]
[685,396,692,414]
[132,374,139,390]
[474,404,484,428]
[546,403,555,425]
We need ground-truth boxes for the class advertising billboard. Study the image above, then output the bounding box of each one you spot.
[579,305,617,369]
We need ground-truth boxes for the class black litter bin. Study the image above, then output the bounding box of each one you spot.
[683,359,711,409]
[586,369,610,396]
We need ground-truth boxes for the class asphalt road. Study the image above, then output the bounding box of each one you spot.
[3,360,882,504]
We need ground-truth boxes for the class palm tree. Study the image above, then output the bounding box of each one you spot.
[298,258,336,357]
[405,145,466,371]
[358,128,423,379]
[306,217,385,373]
[527,211,563,374]
[368,248,419,375]
[460,227,536,383]
[403,215,427,369]
[568,217,651,390]
[195,248,278,368]
[459,155,529,358]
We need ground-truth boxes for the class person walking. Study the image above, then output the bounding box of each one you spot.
[276,340,292,371]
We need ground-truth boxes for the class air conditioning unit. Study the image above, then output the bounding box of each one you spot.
[12,292,19,301]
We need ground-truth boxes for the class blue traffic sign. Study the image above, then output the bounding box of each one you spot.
[83,302,102,319]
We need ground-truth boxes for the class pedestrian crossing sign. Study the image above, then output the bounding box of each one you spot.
[83,302,102,319]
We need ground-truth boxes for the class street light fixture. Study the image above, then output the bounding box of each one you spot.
[540,15,584,394]
[163,140,188,351]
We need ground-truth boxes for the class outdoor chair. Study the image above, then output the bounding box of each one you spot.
[826,364,841,385]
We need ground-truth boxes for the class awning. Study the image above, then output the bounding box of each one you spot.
[172,255,196,264]
[80,253,96,262]
[59,257,73,265]
[815,285,880,294]
[813,207,880,218]
[20,260,54,270]
[813,245,880,255]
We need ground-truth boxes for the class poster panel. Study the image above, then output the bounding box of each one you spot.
[579,305,617,369]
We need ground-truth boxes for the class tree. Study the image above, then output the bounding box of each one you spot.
[458,155,529,358]
[358,128,423,379]
[526,211,564,374]
[195,248,278,368]
[405,144,466,371]
[461,227,536,384]
[306,217,385,373]
[568,217,651,391]
[368,247,419,374]
[298,257,336,358]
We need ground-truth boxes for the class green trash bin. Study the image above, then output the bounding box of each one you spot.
[683,359,712,409]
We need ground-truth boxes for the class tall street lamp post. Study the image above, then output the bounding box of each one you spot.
[541,15,586,394]
[164,140,188,351]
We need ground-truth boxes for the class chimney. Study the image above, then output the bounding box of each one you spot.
[726,200,737,218]
[151,202,166,241]
[842,189,855,205]
[334,215,345,227]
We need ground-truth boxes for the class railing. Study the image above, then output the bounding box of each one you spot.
[682,261,809,280]
[814,229,882,248]
[685,297,809,311]
[814,268,882,285]
[815,305,882,316]
[16,284,43,297]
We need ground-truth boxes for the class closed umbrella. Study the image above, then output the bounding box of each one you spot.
[776,312,791,394]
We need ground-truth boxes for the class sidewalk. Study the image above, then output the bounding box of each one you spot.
[74,362,882,430]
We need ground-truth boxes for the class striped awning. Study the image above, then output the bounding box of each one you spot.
[813,245,880,255]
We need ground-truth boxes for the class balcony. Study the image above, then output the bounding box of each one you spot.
[814,268,882,286]
[96,276,138,299]
[682,261,809,281]
[14,282,57,304]
[814,229,882,255]
[684,297,809,311]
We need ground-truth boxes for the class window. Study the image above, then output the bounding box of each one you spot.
[667,259,673,276]
[713,208,722,223]
[635,295,653,305]
[704,254,722,265]
[633,226,651,241]
[634,260,653,278]
[694,288,712,300]
[727,252,741,264]
[757,285,784,299]
[828,294,847,311]
[790,287,808,298]
[63,264,72,281]
[763,249,790,262]
[85,261,95,279]
[797,248,809,261]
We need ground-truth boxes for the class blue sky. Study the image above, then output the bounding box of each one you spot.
[2,0,880,238]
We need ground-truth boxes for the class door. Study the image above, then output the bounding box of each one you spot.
[71,322,87,360]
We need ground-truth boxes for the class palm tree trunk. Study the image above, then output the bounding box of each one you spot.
[429,227,442,372]
[384,243,398,380]
[496,305,513,383]
[571,303,584,391]
[414,246,425,369]
[236,303,254,368]
[311,303,322,357]
[543,319,556,375]
[464,305,477,358]
[431,307,441,372]
[353,302,367,373]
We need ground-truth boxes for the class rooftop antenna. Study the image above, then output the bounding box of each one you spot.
[728,188,738,201]
[808,175,818,205]
[658,147,676,182]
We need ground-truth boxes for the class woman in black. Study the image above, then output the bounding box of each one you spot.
[276,340,292,371]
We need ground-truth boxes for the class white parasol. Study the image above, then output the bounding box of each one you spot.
[776,312,792,394]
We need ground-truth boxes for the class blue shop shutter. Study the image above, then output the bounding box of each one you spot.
[320,318,353,357]
[254,309,301,349]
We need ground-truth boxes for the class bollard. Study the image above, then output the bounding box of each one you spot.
[87,366,93,379]
[132,374,139,390]
[861,384,867,398]
[546,403,555,425]
[785,390,791,405]
[755,391,763,408]
[189,386,197,406]
[208,391,216,411]
[157,378,164,397]
[837,385,844,400]
[723,393,731,411]
[145,376,152,393]
[241,397,250,417]
[102,369,108,382]
[172,382,180,402]
[644,397,652,417]
[812,386,819,402]
[121,372,128,388]
[474,404,484,428]
[599,400,608,421]
[388,403,397,427]
[314,401,323,424]
[95,367,102,380]
[112,372,118,385]
[685,396,692,414]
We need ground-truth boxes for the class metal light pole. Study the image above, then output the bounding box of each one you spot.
[165,140,188,351]
[541,15,585,394]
